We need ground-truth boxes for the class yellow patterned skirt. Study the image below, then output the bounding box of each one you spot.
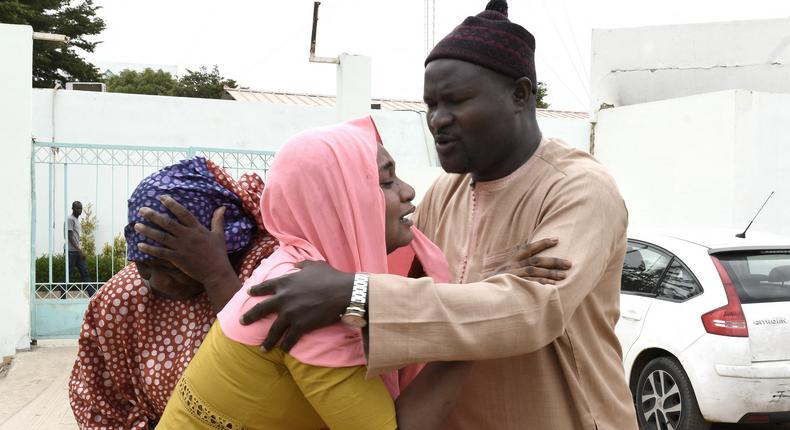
[156,322,396,430]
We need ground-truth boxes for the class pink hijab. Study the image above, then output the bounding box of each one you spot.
[217,116,450,397]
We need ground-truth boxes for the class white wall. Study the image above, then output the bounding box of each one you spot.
[731,91,790,235]
[336,54,372,121]
[30,90,442,257]
[591,18,790,115]
[0,24,33,357]
[595,90,790,236]
[33,89,340,152]
[31,89,590,255]
[539,116,591,152]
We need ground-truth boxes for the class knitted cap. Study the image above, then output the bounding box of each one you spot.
[425,0,537,92]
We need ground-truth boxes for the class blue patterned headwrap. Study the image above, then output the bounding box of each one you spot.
[124,157,256,262]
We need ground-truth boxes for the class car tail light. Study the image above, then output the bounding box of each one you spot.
[740,413,770,424]
[701,256,749,337]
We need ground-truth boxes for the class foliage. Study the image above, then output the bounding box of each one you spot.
[105,65,236,99]
[113,233,127,260]
[38,202,126,284]
[0,0,105,88]
[36,234,127,284]
[105,68,179,96]
[536,81,549,109]
[101,233,128,271]
[79,202,96,257]
[175,65,237,99]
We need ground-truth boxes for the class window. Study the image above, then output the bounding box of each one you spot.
[657,259,703,301]
[622,241,672,296]
[717,251,790,304]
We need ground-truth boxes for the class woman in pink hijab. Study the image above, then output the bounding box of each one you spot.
[143,116,566,429]
[152,116,470,429]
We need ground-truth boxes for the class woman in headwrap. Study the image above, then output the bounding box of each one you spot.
[147,117,566,429]
[68,157,277,429]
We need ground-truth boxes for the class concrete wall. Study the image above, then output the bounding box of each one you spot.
[30,89,590,255]
[591,18,790,114]
[32,89,340,152]
[336,54,372,121]
[30,89,438,255]
[595,90,790,236]
[540,116,592,152]
[731,91,790,235]
[0,24,33,357]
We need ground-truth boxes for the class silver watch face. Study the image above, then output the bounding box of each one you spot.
[341,314,367,328]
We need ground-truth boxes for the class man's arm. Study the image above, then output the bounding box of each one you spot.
[240,172,617,359]
[395,361,472,429]
[365,171,626,369]
[239,240,569,352]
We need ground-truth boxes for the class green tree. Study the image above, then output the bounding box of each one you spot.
[100,233,127,274]
[176,65,237,99]
[0,0,105,87]
[536,81,549,109]
[102,65,237,99]
[36,225,127,289]
[80,203,96,257]
[112,233,126,260]
[106,68,179,96]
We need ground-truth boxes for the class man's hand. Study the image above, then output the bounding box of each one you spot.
[241,260,354,352]
[134,195,236,288]
[493,238,572,284]
[69,231,84,258]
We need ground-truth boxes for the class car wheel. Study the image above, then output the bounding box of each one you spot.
[635,356,709,430]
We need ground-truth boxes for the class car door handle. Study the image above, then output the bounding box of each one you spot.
[621,309,642,321]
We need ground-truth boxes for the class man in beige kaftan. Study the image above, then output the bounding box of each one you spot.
[367,137,636,429]
[242,1,639,428]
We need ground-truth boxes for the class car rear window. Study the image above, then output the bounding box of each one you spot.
[717,251,790,304]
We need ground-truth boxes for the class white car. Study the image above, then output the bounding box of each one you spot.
[616,229,790,429]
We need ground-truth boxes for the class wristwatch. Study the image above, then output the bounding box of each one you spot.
[341,273,369,328]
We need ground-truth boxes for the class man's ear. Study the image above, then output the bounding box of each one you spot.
[512,77,533,110]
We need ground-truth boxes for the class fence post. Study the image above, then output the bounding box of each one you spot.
[0,23,34,356]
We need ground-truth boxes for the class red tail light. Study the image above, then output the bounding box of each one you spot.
[701,256,749,337]
[740,413,771,424]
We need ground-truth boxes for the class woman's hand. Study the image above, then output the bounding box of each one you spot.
[493,238,572,284]
[134,195,241,312]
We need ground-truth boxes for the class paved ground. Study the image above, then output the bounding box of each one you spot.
[0,340,78,430]
[0,342,787,429]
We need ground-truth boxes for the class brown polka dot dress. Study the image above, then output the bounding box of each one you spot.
[68,164,277,429]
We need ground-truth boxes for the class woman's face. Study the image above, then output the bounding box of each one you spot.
[378,146,416,253]
[134,259,204,300]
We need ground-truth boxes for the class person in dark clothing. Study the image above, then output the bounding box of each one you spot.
[66,200,93,296]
